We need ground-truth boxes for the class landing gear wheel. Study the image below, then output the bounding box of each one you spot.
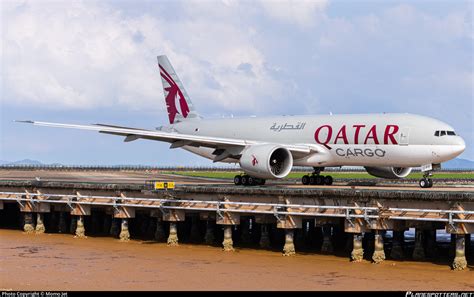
[419,178,428,188]
[302,175,310,185]
[315,175,324,185]
[427,178,433,188]
[248,176,255,186]
[241,175,249,186]
[309,175,316,185]
[234,175,242,186]
[324,175,333,186]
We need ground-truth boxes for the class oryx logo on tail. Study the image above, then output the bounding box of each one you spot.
[159,65,190,124]
[157,55,199,124]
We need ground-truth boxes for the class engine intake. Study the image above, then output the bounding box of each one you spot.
[240,144,293,179]
[364,166,412,179]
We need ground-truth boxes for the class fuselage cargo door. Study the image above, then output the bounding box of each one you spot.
[399,127,410,145]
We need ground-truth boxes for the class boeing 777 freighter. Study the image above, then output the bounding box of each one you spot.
[18,55,466,188]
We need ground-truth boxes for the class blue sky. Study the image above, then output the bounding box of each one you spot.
[1,0,472,165]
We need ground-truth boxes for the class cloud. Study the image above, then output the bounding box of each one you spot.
[259,0,328,27]
[1,0,288,115]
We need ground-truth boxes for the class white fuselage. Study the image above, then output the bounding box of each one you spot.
[169,113,465,168]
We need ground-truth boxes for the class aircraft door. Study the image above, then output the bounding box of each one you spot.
[399,127,410,145]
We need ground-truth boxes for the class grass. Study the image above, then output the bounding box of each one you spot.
[162,171,474,180]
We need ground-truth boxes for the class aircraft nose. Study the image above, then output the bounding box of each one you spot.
[457,136,466,153]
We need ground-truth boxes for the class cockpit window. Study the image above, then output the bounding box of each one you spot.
[434,130,457,137]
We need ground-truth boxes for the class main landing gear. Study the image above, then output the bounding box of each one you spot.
[301,167,333,186]
[419,171,433,188]
[234,174,266,186]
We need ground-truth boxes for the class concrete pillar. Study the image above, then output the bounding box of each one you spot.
[110,218,120,238]
[70,216,77,234]
[240,218,252,244]
[372,230,386,264]
[167,222,179,246]
[190,216,201,243]
[154,218,166,242]
[204,220,215,245]
[23,213,35,233]
[321,225,333,253]
[119,218,130,242]
[222,225,234,252]
[35,213,45,234]
[74,216,86,238]
[259,224,271,249]
[390,230,405,260]
[452,234,467,271]
[283,229,296,256]
[412,228,425,260]
[351,233,364,262]
[58,212,68,233]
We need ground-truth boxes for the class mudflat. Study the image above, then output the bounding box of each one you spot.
[0,229,472,291]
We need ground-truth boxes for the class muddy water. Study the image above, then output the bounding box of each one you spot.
[0,229,472,291]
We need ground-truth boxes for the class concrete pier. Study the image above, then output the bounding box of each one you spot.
[222,225,234,252]
[351,233,364,262]
[321,225,333,253]
[58,212,67,233]
[119,218,130,242]
[23,213,34,233]
[35,213,45,234]
[167,222,179,246]
[110,218,120,238]
[452,234,467,271]
[154,218,166,242]
[283,229,296,256]
[412,228,425,260]
[69,216,77,234]
[204,220,215,245]
[372,230,386,264]
[390,230,404,260]
[259,224,271,249]
[74,216,86,238]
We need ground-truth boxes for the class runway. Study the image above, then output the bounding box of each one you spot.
[0,169,472,192]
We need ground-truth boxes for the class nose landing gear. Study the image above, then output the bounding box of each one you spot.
[419,172,433,188]
[301,167,333,186]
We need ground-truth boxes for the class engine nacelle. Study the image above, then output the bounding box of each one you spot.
[239,144,293,179]
[364,166,412,179]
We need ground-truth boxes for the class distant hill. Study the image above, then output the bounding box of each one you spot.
[2,159,44,165]
[442,158,474,169]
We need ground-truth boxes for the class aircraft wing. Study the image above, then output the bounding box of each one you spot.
[16,121,323,159]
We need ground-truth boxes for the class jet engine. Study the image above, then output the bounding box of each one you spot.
[364,166,412,179]
[239,144,293,179]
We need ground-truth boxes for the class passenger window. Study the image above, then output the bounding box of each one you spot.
[447,131,456,136]
[434,131,439,136]
[440,131,446,136]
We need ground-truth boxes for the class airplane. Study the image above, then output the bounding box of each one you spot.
[17,55,466,188]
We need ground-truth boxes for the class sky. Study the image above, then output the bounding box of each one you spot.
[0,0,472,166]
